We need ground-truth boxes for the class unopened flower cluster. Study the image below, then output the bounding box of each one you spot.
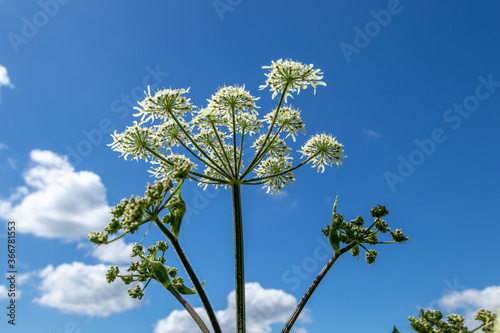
[108,58,345,194]
[393,308,497,333]
[322,204,408,265]
[88,161,189,245]
[105,241,190,300]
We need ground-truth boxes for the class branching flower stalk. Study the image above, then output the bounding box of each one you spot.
[282,200,409,333]
[103,58,344,333]
[88,58,496,333]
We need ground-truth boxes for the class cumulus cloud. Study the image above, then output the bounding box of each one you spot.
[0,150,111,240]
[438,285,500,327]
[90,238,135,264]
[33,262,142,317]
[154,282,309,333]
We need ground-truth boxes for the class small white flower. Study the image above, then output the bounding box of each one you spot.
[259,59,326,102]
[109,121,160,161]
[255,156,294,194]
[134,86,193,123]
[251,133,291,157]
[300,133,345,173]
[207,85,260,113]
[149,154,197,179]
[264,105,306,141]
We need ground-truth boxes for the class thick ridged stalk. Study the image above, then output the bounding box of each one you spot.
[232,182,246,333]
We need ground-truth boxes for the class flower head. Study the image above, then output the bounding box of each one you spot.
[134,86,193,123]
[109,121,160,161]
[255,156,295,194]
[207,85,260,113]
[259,59,326,102]
[264,105,305,141]
[300,133,345,173]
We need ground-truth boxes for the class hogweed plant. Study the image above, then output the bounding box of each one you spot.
[88,59,496,333]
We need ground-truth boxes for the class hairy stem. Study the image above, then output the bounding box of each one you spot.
[167,284,211,333]
[232,182,246,333]
[155,220,222,333]
[281,243,356,333]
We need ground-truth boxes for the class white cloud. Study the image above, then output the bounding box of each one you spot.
[33,262,142,317]
[0,64,14,103]
[0,285,8,299]
[293,328,309,333]
[154,282,309,333]
[0,150,111,240]
[90,238,135,264]
[0,143,7,150]
[0,65,14,89]
[362,128,381,139]
[438,285,500,327]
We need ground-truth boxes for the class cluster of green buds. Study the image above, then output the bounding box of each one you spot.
[105,241,196,300]
[88,159,189,246]
[322,198,409,264]
[108,58,346,194]
[393,308,498,333]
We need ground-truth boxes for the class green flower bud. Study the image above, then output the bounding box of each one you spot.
[106,266,119,283]
[391,229,409,243]
[87,231,108,245]
[120,274,134,285]
[350,245,359,257]
[156,241,168,252]
[104,218,121,235]
[128,285,144,300]
[131,243,144,257]
[370,205,389,218]
[374,219,389,233]
[365,249,378,265]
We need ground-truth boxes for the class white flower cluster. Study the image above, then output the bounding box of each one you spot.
[299,133,345,173]
[259,58,326,102]
[109,59,344,193]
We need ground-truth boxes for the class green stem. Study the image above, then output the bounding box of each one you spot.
[210,122,234,177]
[237,130,245,175]
[242,82,289,178]
[231,106,238,177]
[145,147,226,184]
[242,154,318,184]
[232,182,246,333]
[281,243,356,333]
[166,284,211,333]
[166,108,231,178]
[176,134,232,180]
[154,220,222,333]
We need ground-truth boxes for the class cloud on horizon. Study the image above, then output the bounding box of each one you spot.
[154,282,310,333]
[0,150,111,240]
[33,262,143,317]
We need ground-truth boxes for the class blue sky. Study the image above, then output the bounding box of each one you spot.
[1,1,499,332]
